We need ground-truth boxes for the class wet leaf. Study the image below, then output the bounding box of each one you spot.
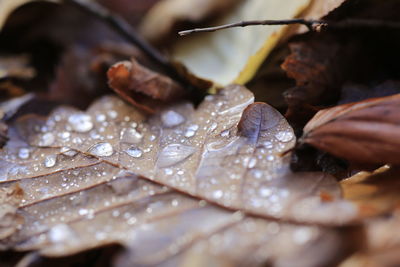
[139,0,242,44]
[107,59,186,113]
[0,85,366,264]
[8,84,362,225]
[302,94,400,165]
[171,0,312,87]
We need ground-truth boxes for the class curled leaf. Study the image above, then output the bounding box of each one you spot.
[107,59,186,113]
[302,94,400,165]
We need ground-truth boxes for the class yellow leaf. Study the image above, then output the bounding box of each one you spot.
[171,0,312,87]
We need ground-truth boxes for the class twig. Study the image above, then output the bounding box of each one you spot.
[179,18,400,36]
[179,19,326,36]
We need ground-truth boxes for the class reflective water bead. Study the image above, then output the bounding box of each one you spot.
[275,131,294,143]
[88,142,114,157]
[125,147,142,158]
[44,155,57,168]
[18,148,30,159]
[38,132,55,146]
[157,144,196,168]
[213,190,223,199]
[48,224,74,243]
[161,110,185,127]
[68,113,93,133]
[60,147,78,157]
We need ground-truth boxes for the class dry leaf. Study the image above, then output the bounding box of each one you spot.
[0,86,355,265]
[139,0,242,43]
[171,0,312,87]
[302,94,400,165]
[341,166,400,217]
[107,59,186,113]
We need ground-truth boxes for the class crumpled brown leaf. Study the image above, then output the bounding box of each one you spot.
[107,59,186,113]
[301,94,400,165]
[0,85,356,266]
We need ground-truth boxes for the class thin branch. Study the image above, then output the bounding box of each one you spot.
[179,18,400,36]
[179,19,326,36]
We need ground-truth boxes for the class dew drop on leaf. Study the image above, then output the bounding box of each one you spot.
[157,144,196,168]
[67,113,93,133]
[48,224,74,243]
[125,147,143,158]
[44,155,57,168]
[275,131,294,142]
[161,110,185,127]
[38,132,55,146]
[18,148,30,159]
[88,142,114,157]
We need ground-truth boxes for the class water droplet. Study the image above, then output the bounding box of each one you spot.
[121,128,143,144]
[88,142,114,157]
[127,217,137,225]
[213,190,223,199]
[252,170,263,179]
[107,110,118,119]
[49,224,74,243]
[72,137,83,144]
[161,110,185,127]
[293,227,314,245]
[171,199,179,207]
[209,122,218,132]
[157,144,196,168]
[68,113,93,133]
[96,114,106,122]
[79,209,88,216]
[18,148,30,159]
[259,187,272,197]
[220,130,229,137]
[164,168,173,175]
[59,131,71,139]
[60,147,78,157]
[38,132,55,146]
[275,131,294,143]
[267,155,275,161]
[184,129,196,138]
[125,147,142,158]
[248,158,257,168]
[44,155,57,168]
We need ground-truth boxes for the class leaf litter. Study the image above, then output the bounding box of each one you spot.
[2,0,400,266]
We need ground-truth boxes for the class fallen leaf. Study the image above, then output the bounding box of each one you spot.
[0,55,35,80]
[107,59,186,113]
[0,86,356,265]
[341,166,400,217]
[171,0,312,86]
[301,94,400,165]
[139,0,241,44]
[8,85,362,225]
